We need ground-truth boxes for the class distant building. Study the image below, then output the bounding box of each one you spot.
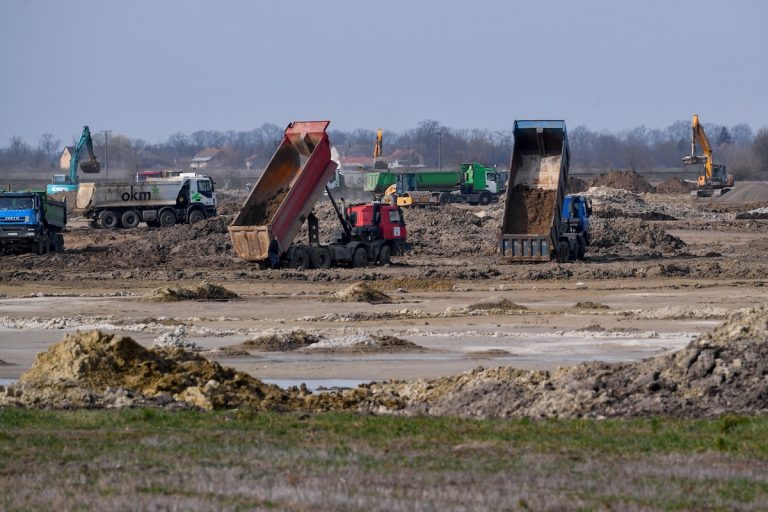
[59,146,75,170]
[190,147,224,169]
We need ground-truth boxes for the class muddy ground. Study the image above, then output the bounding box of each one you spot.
[1,180,768,416]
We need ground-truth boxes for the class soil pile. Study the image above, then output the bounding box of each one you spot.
[141,283,238,302]
[377,306,768,418]
[584,186,681,221]
[503,185,556,234]
[327,282,393,304]
[234,329,322,352]
[567,177,589,194]
[6,330,302,410]
[716,182,768,203]
[589,170,655,193]
[735,207,768,220]
[236,188,287,225]
[466,298,527,312]
[590,218,685,254]
[574,301,610,310]
[153,326,203,352]
[403,204,499,257]
[306,334,427,353]
[656,178,697,194]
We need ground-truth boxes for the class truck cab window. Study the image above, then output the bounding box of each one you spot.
[197,180,213,198]
[388,210,401,223]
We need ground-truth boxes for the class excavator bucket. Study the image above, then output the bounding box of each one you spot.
[80,160,101,174]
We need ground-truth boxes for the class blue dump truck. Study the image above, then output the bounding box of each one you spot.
[0,191,67,255]
[499,120,590,262]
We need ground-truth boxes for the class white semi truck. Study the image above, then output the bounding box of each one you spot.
[76,175,217,229]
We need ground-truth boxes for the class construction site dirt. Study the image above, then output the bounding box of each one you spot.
[2,182,768,418]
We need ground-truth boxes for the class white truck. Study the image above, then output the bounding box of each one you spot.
[76,175,217,229]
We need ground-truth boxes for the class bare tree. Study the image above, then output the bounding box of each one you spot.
[752,128,768,173]
[38,133,60,167]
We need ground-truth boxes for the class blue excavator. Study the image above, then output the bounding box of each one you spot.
[47,125,101,194]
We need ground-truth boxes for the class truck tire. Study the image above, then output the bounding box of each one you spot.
[577,236,586,260]
[556,241,569,263]
[37,234,49,255]
[98,210,119,229]
[352,247,368,268]
[54,234,64,252]
[290,247,309,269]
[121,210,141,229]
[378,244,391,265]
[159,209,177,228]
[309,247,332,269]
[439,193,451,206]
[479,192,492,205]
[188,209,205,225]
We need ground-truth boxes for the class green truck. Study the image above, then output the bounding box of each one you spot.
[364,163,507,206]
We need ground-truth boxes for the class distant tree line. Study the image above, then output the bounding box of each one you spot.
[1,120,767,178]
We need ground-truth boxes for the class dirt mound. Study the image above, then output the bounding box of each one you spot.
[503,185,556,234]
[305,334,426,353]
[574,301,610,310]
[567,177,589,194]
[142,283,238,302]
[717,182,768,203]
[466,297,527,312]
[735,207,768,220]
[234,329,322,352]
[378,306,768,418]
[589,170,655,193]
[10,330,302,410]
[327,282,393,304]
[153,326,203,352]
[656,177,697,194]
[590,218,685,254]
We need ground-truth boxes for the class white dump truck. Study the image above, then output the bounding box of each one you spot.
[76,175,217,229]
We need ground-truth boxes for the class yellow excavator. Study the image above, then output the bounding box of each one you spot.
[682,114,734,197]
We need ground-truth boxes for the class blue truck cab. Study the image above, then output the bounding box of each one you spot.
[560,194,592,259]
[0,191,67,255]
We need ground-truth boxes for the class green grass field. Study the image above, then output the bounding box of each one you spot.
[1,409,767,511]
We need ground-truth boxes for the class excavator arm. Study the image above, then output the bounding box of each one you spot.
[70,126,101,182]
[373,128,383,159]
[682,114,713,178]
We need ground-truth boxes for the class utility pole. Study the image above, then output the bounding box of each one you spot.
[102,130,112,179]
[436,131,442,170]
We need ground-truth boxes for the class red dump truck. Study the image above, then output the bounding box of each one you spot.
[229,121,408,268]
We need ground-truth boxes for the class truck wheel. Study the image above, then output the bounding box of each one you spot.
[556,241,569,263]
[290,247,309,269]
[159,209,177,228]
[378,245,391,265]
[98,210,118,229]
[310,247,332,269]
[479,192,492,205]
[37,234,49,255]
[439,194,451,206]
[577,237,586,260]
[121,210,141,229]
[54,234,64,252]
[188,209,205,225]
[352,247,368,268]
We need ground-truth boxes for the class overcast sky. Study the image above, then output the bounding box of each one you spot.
[1,0,766,145]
